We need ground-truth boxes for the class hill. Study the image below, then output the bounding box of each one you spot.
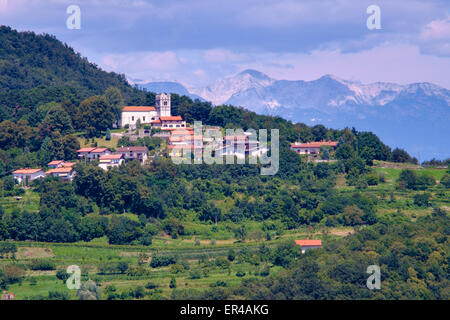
[0,26,142,121]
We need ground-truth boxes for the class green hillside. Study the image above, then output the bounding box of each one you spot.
[0,26,150,121]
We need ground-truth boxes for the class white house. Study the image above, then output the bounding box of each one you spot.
[47,160,76,169]
[121,106,158,128]
[47,160,65,168]
[98,154,124,171]
[215,135,267,159]
[295,239,323,254]
[46,167,76,182]
[115,146,148,163]
[151,116,186,130]
[290,141,338,155]
[13,168,45,185]
[77,147,111,161]
[120,93,172,129]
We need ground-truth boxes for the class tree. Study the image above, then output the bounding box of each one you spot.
[199,203,222,225]
[335,143,355,160]
[392,148,412,163]
[76,96,114,137]
[40,105,73,136]
[56,269,70,282]
[62,134,80,160]
[104,87,124,127]
[107,216,143,245]
[342,205,365,226]
[440,174,450,188]
[414,193,431,207]
[117,262,129,274]
[169,277,177,289]
[77,280,102,300]
[38,136,54,165]
[234,225,247,242]
[356,131,391,161]
[397,169,417,190]
[311,125,327,141]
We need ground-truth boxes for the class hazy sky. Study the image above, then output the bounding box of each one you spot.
[1,0,449,89]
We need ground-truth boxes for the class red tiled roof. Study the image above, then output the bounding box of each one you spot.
[122,106,156,112]
[61,162,76,167]
[169,136,184,142]
[225,135,247,140]
[290,141,338,148]
[116,146,148,152]
[13,168,43,174]
[47,160,64,166]
[91,148,109,153]
[77,147,97,153]
[46,167,74,174]
[171,129,193,136]
[99,154,123,160]
[294,239,322,246]
[160,116,183,121]
[167,145,203,150]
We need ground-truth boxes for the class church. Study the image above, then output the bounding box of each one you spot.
[120,93,185,129]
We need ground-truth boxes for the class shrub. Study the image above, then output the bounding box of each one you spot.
[189,269,202,279]
[145,282,159,290]
[150,254,178,268]
[30,259,56,271]
[366,173,379,186]
[414,193,431,207]
[170,264,184,274]
[440,174,450,188]
[56,269,69,282]
[210,280,227,287]
[169,277,177,288]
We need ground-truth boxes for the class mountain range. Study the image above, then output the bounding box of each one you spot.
[142,69,450,160]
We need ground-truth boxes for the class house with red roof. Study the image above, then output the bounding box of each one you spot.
[47,160,65,168]
[1,291,15,300]
[115,146,148,163]
[121,106,158,129]
[98,154,124,171]
[290,140,338,155]
[77,147,111,161]
[120,94,174,129]
[294,238,323,254]
[12,168,45,185]
[47,160,76,169]
[46,167,76,182]
[215,134,267,159]
[152,115,186,130]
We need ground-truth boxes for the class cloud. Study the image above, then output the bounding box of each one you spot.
[2,0,449,89]
[419,15,450,56]
[203,49,248,63]
[101,51,179,81]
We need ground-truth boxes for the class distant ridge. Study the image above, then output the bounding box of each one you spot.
[188,70,449,160]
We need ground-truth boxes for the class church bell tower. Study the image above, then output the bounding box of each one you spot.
[156,93,171,117]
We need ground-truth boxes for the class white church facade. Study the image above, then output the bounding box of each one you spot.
[121,93,175,129]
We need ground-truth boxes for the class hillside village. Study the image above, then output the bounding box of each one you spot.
[13,93,338,184]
